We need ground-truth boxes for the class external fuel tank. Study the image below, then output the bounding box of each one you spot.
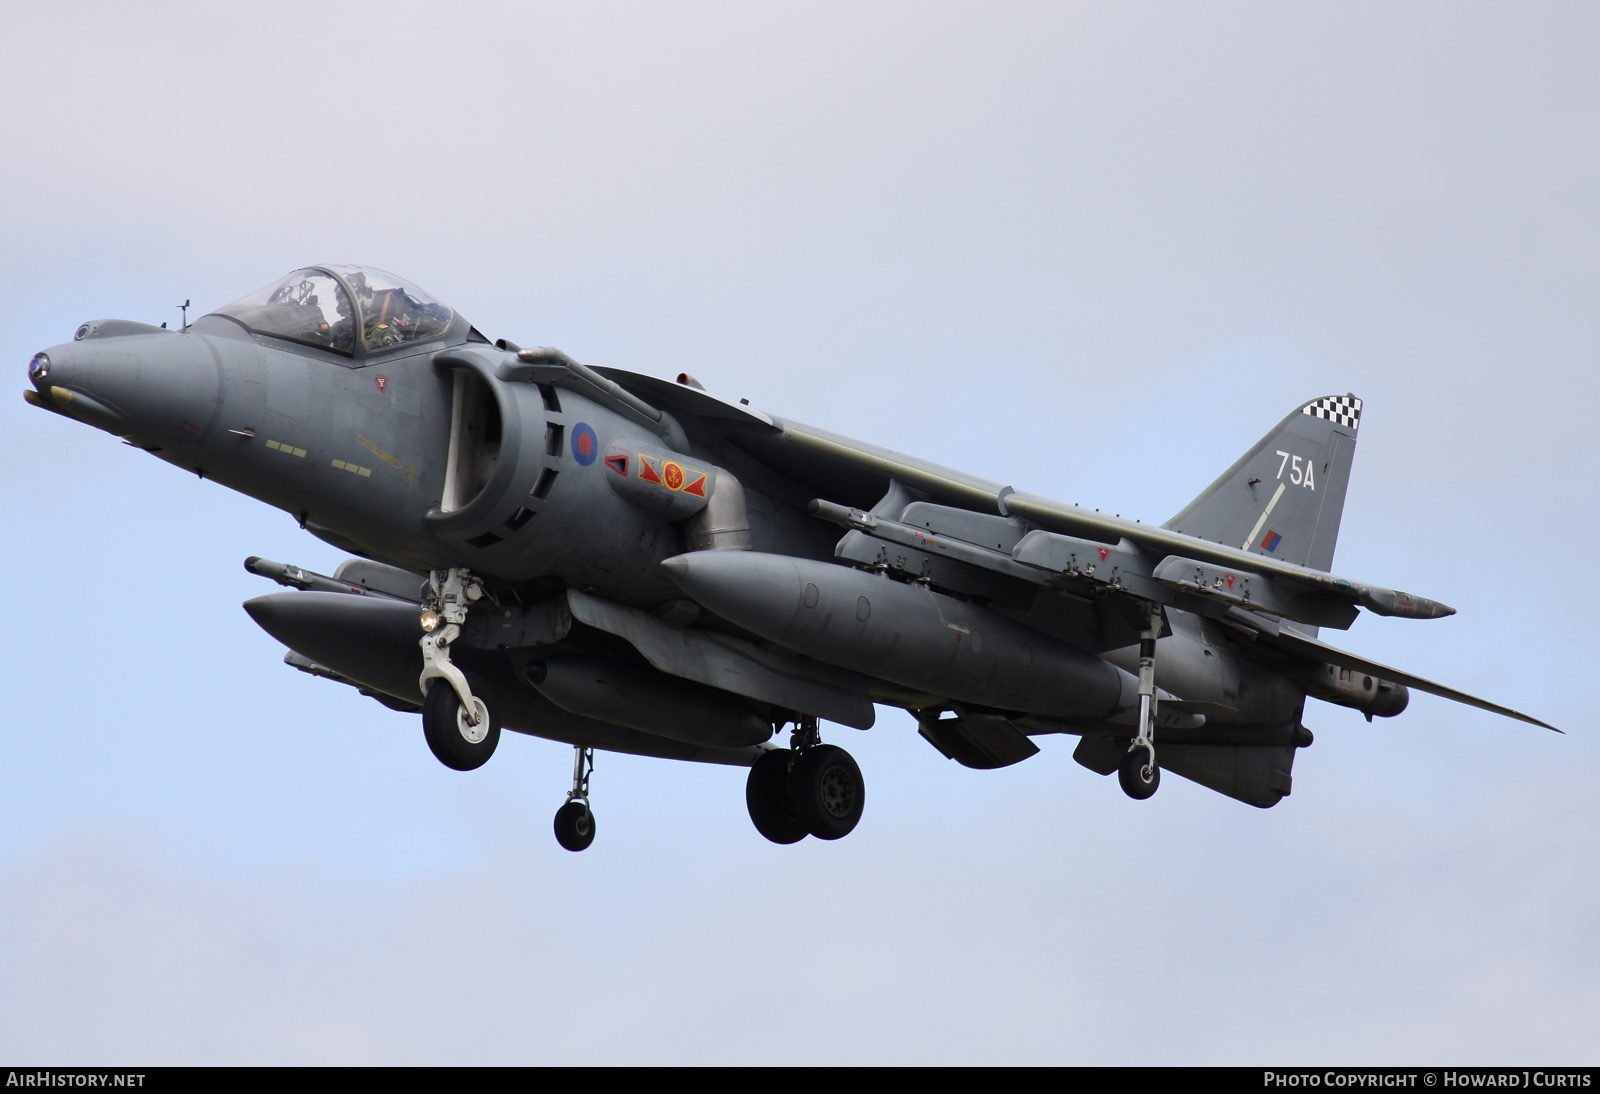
[660,550,1141,722]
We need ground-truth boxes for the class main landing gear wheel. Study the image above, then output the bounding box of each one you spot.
[422,674,501,771]
[746,749,809,845]
[1118,745,1160,800]
[553,800,596,852]
[791,744,865,840]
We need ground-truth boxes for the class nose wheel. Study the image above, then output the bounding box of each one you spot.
[422,673,501,771]
[554,746,597,852]
[744,720,865,843]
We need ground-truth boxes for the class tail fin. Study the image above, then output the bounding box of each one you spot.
[1164,395,1361,573]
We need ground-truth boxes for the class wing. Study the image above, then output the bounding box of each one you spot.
[566,368,1559,735]
[1228,611,1560,732]
[606,378,1455,625]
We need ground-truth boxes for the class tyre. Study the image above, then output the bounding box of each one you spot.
[554,800,596,852]
[745,749,809,845]
[790,744,864,840]
[1118,745,1160,800]
[422,674,500,771]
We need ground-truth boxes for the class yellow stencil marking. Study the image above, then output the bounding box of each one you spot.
[357,434,403,469]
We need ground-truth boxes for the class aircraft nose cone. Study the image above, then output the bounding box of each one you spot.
[29,324,220,445]
[23,342,135,431]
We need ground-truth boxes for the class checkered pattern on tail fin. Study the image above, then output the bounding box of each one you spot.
[1301,395,1361,432]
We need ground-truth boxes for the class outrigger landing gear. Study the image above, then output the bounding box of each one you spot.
[1120,605,1163,801]
[419,568,500,771]
[553,746,597,852]
[745,718,865,843]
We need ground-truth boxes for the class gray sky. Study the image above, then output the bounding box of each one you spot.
[2,2,1597,1063]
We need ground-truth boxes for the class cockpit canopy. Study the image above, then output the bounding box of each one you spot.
[211,265,457,357]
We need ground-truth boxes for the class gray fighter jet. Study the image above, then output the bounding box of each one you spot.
[25,264,1557,851]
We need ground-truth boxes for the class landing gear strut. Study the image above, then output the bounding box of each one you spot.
[419,568,500,770]
[553,746,597,852]
[745,718,865,843]
[1120,605,1163,800]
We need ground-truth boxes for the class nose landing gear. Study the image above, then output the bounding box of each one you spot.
[745,718,865,844]
[419,567,501,770]
[553,746,597,852]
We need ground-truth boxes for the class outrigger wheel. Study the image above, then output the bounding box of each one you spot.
[553,800,596,852]
[553,745,597,852]
[422,673,501,771]
[1118,744,1160,800]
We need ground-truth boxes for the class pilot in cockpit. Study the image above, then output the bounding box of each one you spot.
[213,264,454,358]
[260,271,356,354]
[346,269,412,350]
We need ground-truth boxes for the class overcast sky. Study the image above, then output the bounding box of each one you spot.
[2,2,1597,1064]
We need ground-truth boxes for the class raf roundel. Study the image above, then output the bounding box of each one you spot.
[571,422,598,466]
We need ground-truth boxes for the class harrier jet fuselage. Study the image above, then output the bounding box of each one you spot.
[25,265,1556,850]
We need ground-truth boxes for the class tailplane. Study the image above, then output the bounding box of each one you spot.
[1164,395,1361,573]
